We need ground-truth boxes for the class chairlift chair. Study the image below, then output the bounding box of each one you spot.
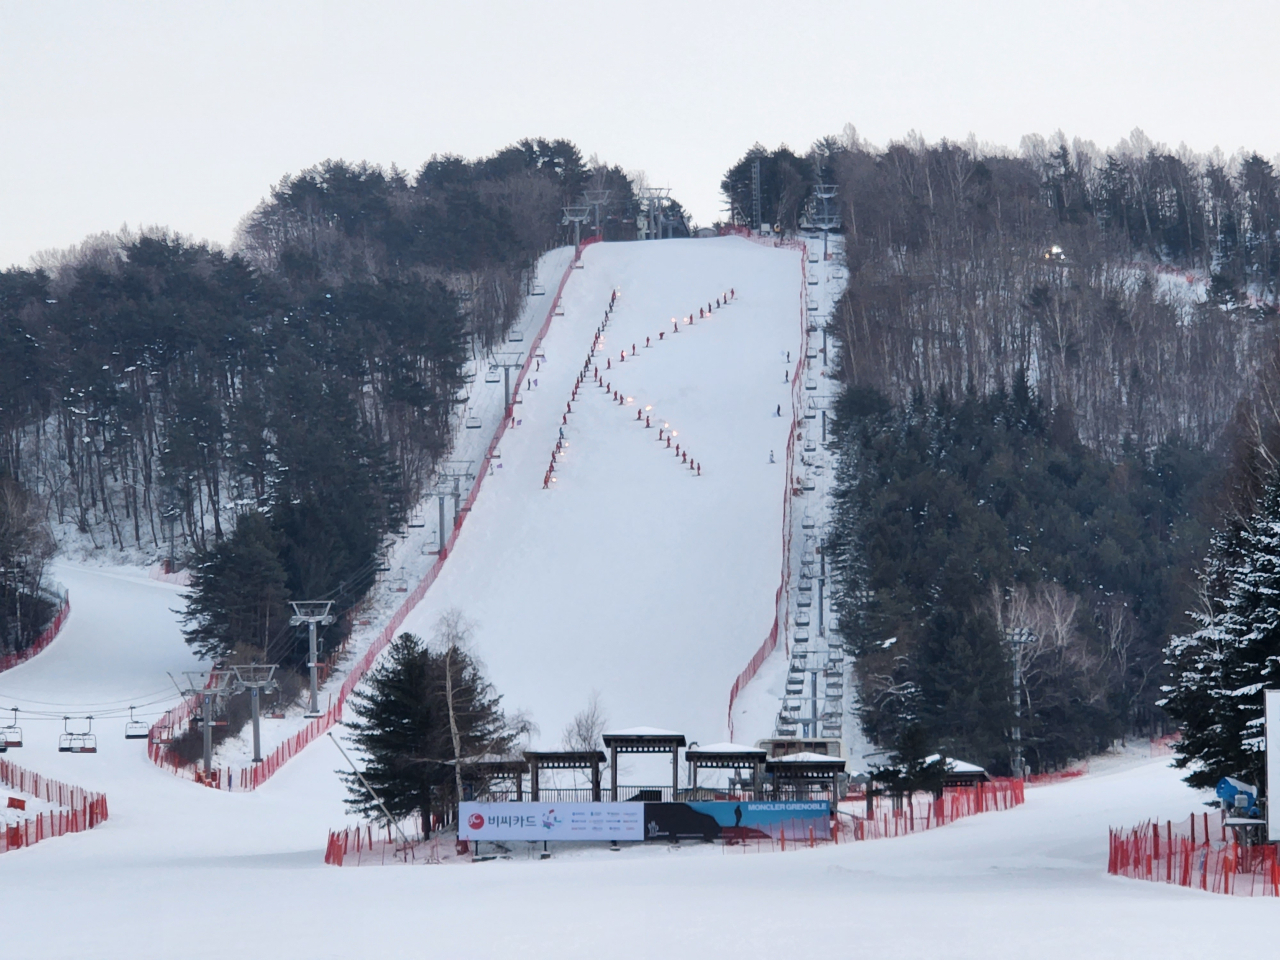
[59,716,97,754]
[509,329,524,343]
[802,512,815,530]
[806,346,818,361]
[808,250,819,264]
[465,415,483,430]
[485,366,501,384]
[554,303,565,317]
[2,708,21,748]
[804,436,817,453]
[793,630,809,644]
[531,282,546,296]
[805,378,817,392]
[391,574,408,593]
[125,706,149,740]
[150,724,174,745]
[795,611,811,627]
[801,476,816,492]
[807,298,818,311]
[797,593,812,608]
[807,273,818,285]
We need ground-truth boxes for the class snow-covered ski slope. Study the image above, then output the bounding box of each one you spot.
[397,236,799,746]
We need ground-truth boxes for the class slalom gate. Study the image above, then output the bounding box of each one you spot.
[148,241,598,791]
[1109,810,1280,896]
[727,238,810,740]
[0,757,108,854]
[0,588,70,675]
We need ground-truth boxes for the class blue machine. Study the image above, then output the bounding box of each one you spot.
[1216,777,1261,818]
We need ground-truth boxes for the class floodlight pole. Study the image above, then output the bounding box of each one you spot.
[290,601,335,717]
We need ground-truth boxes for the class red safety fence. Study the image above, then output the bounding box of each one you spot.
[324,823,455,866]
[150,241,596,790]
[0,589,70,675]
[727,242,810,739]
[324,781,1023,866]
[844,779,1025,840]
[1109,810,1280,896]
[0,757,108,854]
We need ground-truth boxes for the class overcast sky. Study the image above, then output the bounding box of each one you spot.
[2,0,1276,269]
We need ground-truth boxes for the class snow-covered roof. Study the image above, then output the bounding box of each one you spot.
[602,726,685,738]
[924,754,986,774]
[767,751,846,764]
[686,741,766,755]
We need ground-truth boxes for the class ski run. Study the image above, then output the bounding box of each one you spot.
[1,237,1274,959]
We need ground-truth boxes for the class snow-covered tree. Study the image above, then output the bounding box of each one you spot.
[1162,477,1280,791]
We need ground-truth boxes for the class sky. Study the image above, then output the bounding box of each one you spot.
[1,0,1277,269]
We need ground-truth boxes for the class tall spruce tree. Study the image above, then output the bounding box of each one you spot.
[341,627,522,833]
[1163,476,1280,791]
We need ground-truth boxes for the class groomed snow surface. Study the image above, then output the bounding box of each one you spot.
[1,238,1277,957]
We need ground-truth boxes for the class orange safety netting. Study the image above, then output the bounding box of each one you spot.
[1108,810,1280,896]
[0,757,108,854]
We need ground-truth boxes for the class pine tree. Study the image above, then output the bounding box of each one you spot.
[1163,476,1280,790]
[341,626,523,834]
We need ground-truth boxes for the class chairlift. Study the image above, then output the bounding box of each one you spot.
[808,250,819,264]
[797,593,812,608]
[806,346,818,360]
[491,446,501,460]
[125,706,149,740]
[793,630,809,644]
[803,401,817,420]
[805,378,817,392]
[804,436,817,453]
[59,716,97,754]
[801,475,816,492]
[807,273,818,286]
[530,282,546,296]
[795,611,811,627]
[798,577,813,592]
[150,724,174,746]
[465,415,483,430]
[509,329,524,343]
[807,298,819,311]
[391,574,408,593]
[554,303,565,316]
[802,512,815,530]
[485,366,501,384]
[2,708,21,749]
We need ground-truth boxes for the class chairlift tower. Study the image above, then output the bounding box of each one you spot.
[582,189,612,240]
[811,183,840,260]
[432,460,476,557]
[183,669,234,775]
[231,664,279,763]
[751,159,763,232]
[636,186,672,240]
[562,204,592,250]
[289,602,335,718]
[1005,627,1036,778]
[491,351,526,413]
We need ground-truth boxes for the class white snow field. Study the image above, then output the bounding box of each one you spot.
[4,238,1280,959]
[395,236,800,753]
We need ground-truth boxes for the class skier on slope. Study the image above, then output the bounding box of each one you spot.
[769,451,775,463]
[645,336,650,348]
[775,404,781,417]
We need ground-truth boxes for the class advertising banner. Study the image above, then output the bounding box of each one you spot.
[642,801,831,842]
[458,802,644,842]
